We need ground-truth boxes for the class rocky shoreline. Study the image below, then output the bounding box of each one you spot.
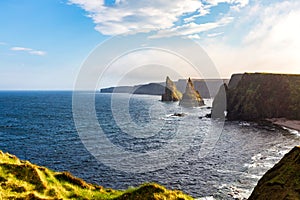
[266,118,300,132]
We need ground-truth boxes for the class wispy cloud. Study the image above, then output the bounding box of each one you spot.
[206,0,249,10]
[203,0,300,76]
[207,32,224,38]
[185,34,201,39]
[10,46,46,56]
[150,17,233,39]
[183,11,210,23]
[0,42,7,46]
[68,0,248,36]
[29,50,47,56]
[11,47,33,51]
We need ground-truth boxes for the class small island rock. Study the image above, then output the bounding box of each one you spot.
[162,76,182,102]
[179,78,205,107]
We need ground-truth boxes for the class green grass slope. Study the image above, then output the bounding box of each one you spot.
[0,150,193,200]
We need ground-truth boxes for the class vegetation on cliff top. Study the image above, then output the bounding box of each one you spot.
[0,150,193,200]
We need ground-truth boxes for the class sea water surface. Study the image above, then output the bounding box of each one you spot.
[0,91,299,199]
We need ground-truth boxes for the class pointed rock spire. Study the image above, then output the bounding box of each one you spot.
[162,76,182,102]
[179,78,205,107]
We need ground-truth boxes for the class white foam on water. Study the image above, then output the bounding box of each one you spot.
[283,126,300,137]
[196,196,216,200]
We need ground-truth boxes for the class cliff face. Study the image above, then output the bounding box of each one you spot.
[179,78,204,107]
[161,76,182,101]
[249,146,300,200]
[133,83,165,95]
[212,73,300,120]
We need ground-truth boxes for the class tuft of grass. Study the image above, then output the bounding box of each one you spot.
[54,172,92,189]
[115,183,194,200]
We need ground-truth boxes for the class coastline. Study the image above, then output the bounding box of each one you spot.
[266,118,300,132]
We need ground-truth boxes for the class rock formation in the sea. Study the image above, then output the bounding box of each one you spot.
[211,83,228,119]
[212,73,300,120]
[179,78,205,107]
[161,76,182,101]
[249,146,300,200]
[0,150,193,200]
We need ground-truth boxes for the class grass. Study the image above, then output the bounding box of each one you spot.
[0,150,194,200]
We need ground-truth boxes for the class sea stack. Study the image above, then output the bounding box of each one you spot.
[161,76,182,101]
[179,78,205,107]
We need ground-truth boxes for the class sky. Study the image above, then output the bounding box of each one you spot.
[0,0,300,90]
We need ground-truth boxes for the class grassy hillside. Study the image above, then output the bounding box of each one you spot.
[0,150,193,200]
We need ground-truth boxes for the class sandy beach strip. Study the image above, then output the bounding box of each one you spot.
[267,118,300,132]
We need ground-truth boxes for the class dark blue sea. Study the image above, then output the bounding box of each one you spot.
[0,91,299,199]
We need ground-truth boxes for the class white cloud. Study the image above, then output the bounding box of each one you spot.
[69,0,206,35]
[11,47,33,51]
[207,32,224,37]
[203,0,300,77]
[183,7,211,23]
[205,0,249,10]
[185,34,201,39]
[68,0,247,36]
[10,46,46,56]
[151,16,233,38]
[29,50,47,56]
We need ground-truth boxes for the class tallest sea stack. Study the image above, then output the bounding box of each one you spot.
[161,76,182,101]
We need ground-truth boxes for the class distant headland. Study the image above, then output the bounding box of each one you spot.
[100,78,229,98]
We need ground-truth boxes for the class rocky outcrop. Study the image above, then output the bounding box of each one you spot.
[0,150,193,200]
[179,78,205,107]
[162,76,182,101]
[249,146,300,200]
[212,73,300,120]
[211,83,228,119]
[133,83,165,95]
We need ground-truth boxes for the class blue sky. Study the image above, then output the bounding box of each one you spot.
[1,0,300,89]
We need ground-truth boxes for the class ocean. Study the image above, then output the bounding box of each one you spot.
[0,91,299,199]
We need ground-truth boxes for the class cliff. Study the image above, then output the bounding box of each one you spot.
[249,146,300,200]
[0,150,193,200]
[161,76,182,101]
[134,83,165,95]
[179,78,204,107]
[212,73,300,120]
